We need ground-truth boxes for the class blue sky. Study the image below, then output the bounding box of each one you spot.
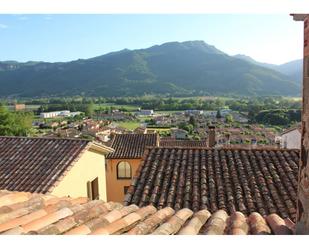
[0,14,304,64]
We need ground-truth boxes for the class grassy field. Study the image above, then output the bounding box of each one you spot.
[283,97,302,101]
[117,121,141,130]
[94,103,139,112]
[147,127,171,132]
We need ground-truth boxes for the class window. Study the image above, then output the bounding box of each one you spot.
[124,186,129,195]
[87,177,99,200]
[117,161,132,179]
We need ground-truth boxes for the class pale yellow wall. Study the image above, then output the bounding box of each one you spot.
[106,158,141,203]
[51,149,107,201]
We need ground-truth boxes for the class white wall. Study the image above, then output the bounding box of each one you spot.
[282,129,301,149]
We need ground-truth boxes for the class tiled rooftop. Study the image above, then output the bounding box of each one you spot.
[0,190,294,235]
[106,134,159,159]
[159,139,208,148]
[0,136,91,194]
[125,147,299,222]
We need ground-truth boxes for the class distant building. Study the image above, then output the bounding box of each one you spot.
[185,110,204,115]
[204,111,217,118]
[137,109,154,116]
[280,126,301,149]
[14,104,26,111]
[170,128,188,140]
[40,110,81,119]
[220,109,232,117]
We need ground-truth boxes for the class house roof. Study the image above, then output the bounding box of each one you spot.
[0,190,294,235]
[0,136,113,194]
[106,134,159,159]
[125,147,299,222]
[291,14,309,21]
[159,139,208,148]
[280,125,302,136]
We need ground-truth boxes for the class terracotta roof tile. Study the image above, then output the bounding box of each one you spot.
[152,208,193,235]
[125,147,299,222]
[0,137,90,194]
[177,209,211,235]
[159,139,207,148]
[265,214,294,235]
[248,212,271,235]
[0,191,295,235]
[91,205,156,235]
[126,207,175,235]
[106,134,158,159]
[203,210,229,235]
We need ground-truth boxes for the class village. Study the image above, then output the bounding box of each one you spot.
[0,12,308,238]
[25,105,299,150]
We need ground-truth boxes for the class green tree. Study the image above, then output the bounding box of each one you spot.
[225,114,234,123]
[216,110,222,119]
[0,105,33,136]
[85,101,95,117]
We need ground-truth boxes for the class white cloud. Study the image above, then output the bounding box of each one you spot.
[0,24,8,29]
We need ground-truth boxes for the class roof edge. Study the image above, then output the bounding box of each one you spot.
[89,142,114,154]
[291,13,309,21]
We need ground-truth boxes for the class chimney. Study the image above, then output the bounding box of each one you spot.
[208,125,216,147]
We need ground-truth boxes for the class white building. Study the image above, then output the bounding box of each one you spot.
[185,110,204,115]
[137,110,154,116]
[170,128,188,140]
[280,126,301,149]
[40,110,81,119]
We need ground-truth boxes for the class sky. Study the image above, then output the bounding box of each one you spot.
[0,14,304,65]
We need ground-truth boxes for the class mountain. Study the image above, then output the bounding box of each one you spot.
[234,54,303,84]
[0,41,301,97]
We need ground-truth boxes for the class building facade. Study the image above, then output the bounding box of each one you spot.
[0,136,113,201]
[280,127,301,149]
[106,134,159,202]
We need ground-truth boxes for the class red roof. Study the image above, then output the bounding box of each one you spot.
[106,134,158,159]
[125,147,299,221]
[0,136,91,193]
[0,190,294,235]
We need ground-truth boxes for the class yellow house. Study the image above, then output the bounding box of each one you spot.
[0,136,114,201]
[106,133,159,203]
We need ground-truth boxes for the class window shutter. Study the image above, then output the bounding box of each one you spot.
[92,177,99,200]
[87,181,92,200]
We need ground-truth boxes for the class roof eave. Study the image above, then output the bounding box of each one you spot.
[89,142,115,154]
[291,13,309,21]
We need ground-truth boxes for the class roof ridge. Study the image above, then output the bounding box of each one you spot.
[0,136,91,142]
[144,145,300,152]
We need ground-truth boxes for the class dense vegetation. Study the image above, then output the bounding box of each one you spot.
[253,109,301,126]
[0,41,300,97]
[0,105,33,136]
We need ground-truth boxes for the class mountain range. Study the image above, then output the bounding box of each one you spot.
[0,40,302,97]
[233,54,302,84]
